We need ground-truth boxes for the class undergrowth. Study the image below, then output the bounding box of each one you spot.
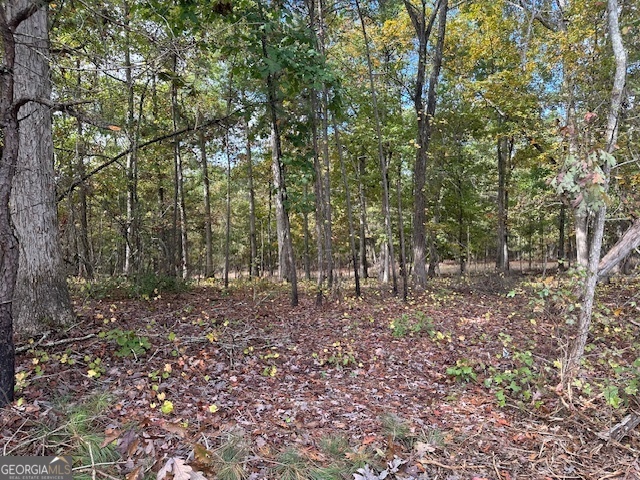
[5,393,119,479]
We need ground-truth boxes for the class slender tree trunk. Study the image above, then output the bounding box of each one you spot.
[357,155,368,279]
[396,164,408,301]
[11,0,74,335]
[268,180,274,277]
[335,120,360,297]
[245,124,258,278]
[315,0,334,290]
[496,135,512,272]
[260,12,298,305]
[176,147,188,279]
[171,55,187,279]
[311,93,326,305]
[321,88,333,290]
[558,203,566,270]
[123,0,138,276]
[76,120,93,279]
[198,127,213,277]
[562,0,627,388]
[355,0,397,295]
[303,197,312,281]
[224,133,231,288]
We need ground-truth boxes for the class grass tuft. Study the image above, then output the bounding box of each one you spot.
[211,431,250,480]
[272,448,312,480]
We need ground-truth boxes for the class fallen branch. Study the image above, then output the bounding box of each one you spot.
[598,412,640,442]
[16,333,96,353]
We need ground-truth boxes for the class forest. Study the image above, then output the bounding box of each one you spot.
[0,0,639,478]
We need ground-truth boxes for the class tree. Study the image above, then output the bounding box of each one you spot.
[0,0,25,407]
[561,0,628,388]
[403,0,447,286]
[11,0,74,335]
[355,0,398,295]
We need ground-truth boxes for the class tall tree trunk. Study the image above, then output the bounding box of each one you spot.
[0,0,25,406]
[314,0,334,290]
[404,0,447,288]
[171,55,187,279]
[355,0,397,295]
[198,126,213,277]
[311,92,326,305]
[303,195,312,281]
[75,120,93,279]
[74,62,93,279]
[176,148,188,279]
[562,0,627,388]
[245,124,258,278]
[260,13,298,305]
[496,135,512,272]
[224,133,231,289]
[357,155,368,279]
[321,91,333,290]
[396,164,408,301]
[335,120,360,297]
[123,0,138,276]
[11,0,74,335]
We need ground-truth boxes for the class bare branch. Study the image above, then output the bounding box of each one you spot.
[56,110,241,202]
[13,96,121,130]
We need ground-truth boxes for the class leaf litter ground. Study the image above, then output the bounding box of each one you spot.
[2,274,640,479]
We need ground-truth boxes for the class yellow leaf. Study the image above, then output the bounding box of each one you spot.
[208,404,219,413]
[161,400,174,414]
[157,392,166,401]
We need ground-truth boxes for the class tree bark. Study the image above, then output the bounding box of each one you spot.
[357,155,368,279]
[311,91,326,305]
[335,119,360,297]
[261,23,298,305]
[224,132,232,288]
[598,219,640,280]
[245,124,258,278]
[171,55,188,280]
[0,1,23,406]
[123,0,138,277]
[11,0,74,335]
[558,203,566,270]
[562,0,627,387]
[198,126,213,277]
[404,0,447,288]
[397,164,408,301]
[496,135,512,272]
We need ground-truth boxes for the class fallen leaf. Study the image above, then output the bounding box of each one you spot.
[125,466,143,480]
[157,457,206,480]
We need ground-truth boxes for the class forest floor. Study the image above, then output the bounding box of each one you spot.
[2,272,640,480]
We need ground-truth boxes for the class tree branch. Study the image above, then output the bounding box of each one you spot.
[56,111,239,202]
[598,218,640,280]
[13,97,118,130]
